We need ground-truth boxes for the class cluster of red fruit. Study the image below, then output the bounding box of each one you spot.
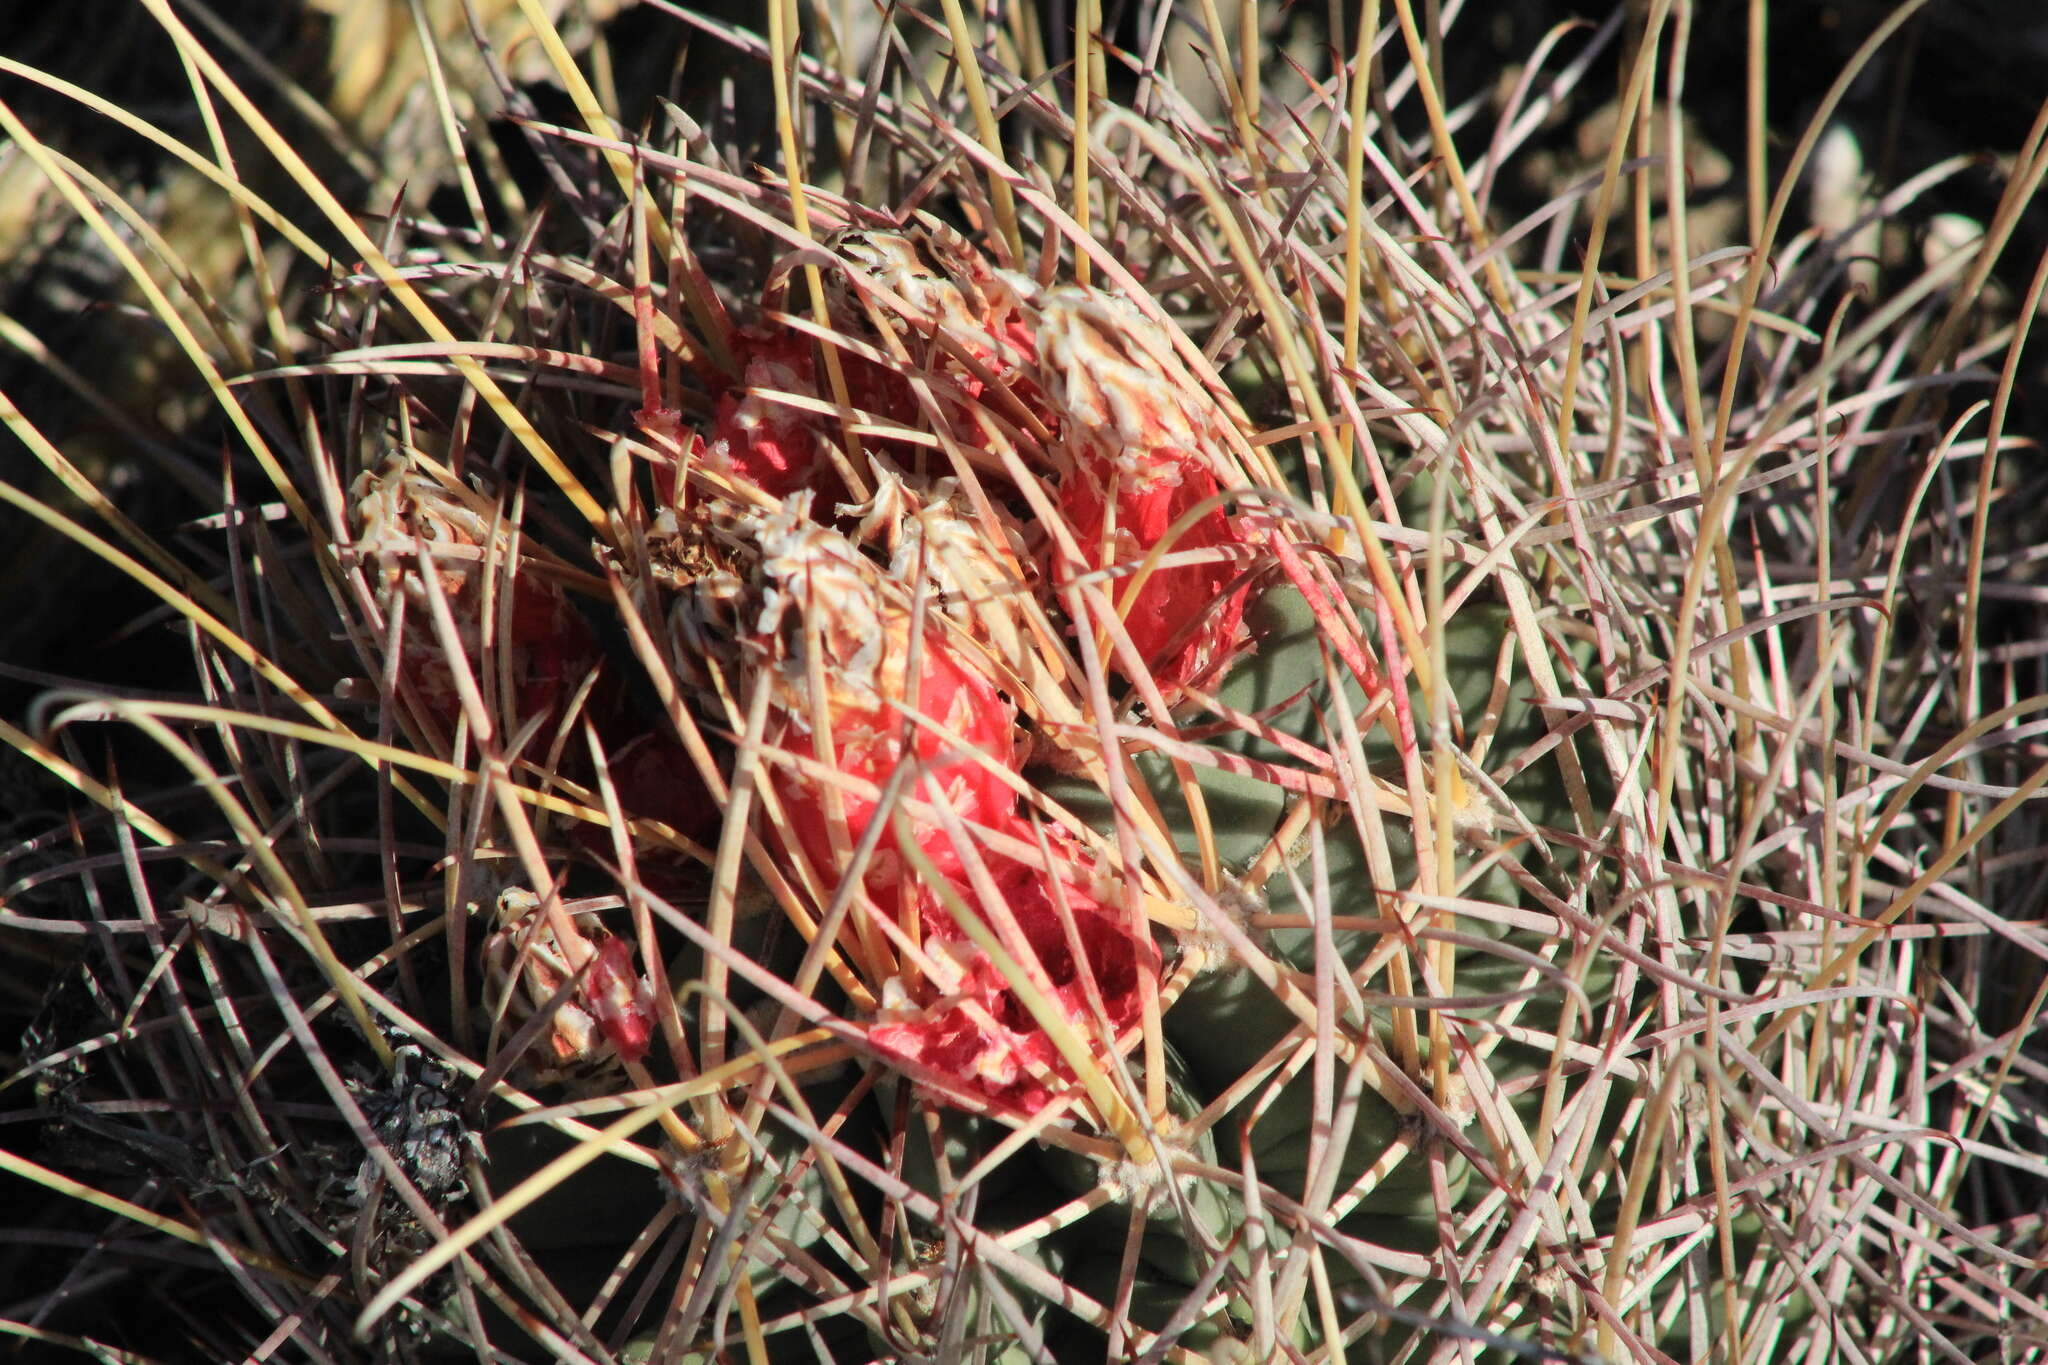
[356,226,1263,1116]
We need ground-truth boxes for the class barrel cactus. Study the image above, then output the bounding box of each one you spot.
[4,3,2046,1364]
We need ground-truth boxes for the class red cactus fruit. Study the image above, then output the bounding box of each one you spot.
[484,889,657,1079]
[704,327,871,500]
[666,494,1022,886]
[1056,454,1251,691]
[868,818,1157,1115]
[661,490,1161,1115]
[1032,287,1256,691]
[641,238,1259,1118]
[582,935,655,1065]
[353,457,722,893]
[350,454,608,746]
[704,228,1046,506]
[586,728,724,871]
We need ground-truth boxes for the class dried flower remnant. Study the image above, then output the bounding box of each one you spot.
[828,226,1039,380]
[845,473,1035,655]
[482,887,656,1081]
[346,1044,476,1209]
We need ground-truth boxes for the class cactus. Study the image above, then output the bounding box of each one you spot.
[5,4,2048,1364]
